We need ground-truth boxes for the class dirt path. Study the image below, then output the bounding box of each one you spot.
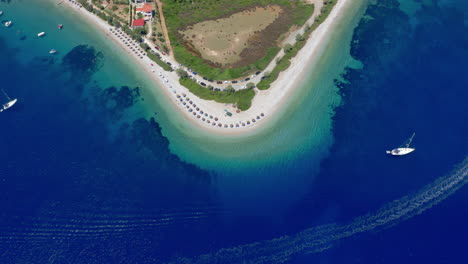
[155,0,174,59]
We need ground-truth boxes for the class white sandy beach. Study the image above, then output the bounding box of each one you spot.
[60,0,354,135]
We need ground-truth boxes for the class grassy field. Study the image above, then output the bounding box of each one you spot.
[179,78,256,111]
[161,0,314,80]
[179,6,282,67]
[257,0,338,90]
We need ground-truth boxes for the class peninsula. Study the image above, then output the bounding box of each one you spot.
[61,0,349,134]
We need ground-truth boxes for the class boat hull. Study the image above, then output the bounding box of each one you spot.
[1,98,17,112]
[386,148,415,156]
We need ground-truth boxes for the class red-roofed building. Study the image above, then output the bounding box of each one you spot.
[136,3,154,20]
[132,19,145,28]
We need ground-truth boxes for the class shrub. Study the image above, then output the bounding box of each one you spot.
[176,68,188,78]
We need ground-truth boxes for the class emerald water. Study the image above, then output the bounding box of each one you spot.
[3,0,466,263]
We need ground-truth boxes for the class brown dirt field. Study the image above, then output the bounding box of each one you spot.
[179,6,282,66]
[175,4,295,69]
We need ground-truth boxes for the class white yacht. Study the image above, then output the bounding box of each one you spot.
[49,49,57,54]
[0,89,17,112]
[386,133,416,156]
[37,32,46,37]
[4,21,12,27]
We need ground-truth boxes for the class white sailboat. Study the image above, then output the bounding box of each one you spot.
[386,133,416,156]
[37,32,46,37]
[49,49,57,54]
[4,20,12,27]
[0,89,17,112]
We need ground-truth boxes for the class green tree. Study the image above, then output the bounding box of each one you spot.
[140,43,150,51]
[246,82,255,89]
[176,68,188,78]
[225,85,235,93]
[296,34,304,42]
[113,20,122,28]
[284,44,293,53]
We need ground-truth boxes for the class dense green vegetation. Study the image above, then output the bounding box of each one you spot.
[77,0,173,73]
[77,0,127,28]
[161,0,314,80]
[257,0,338,90]
[162,0,312,29]
[146,51,173,71]
[179,78,256,111]
[171,46,280,80]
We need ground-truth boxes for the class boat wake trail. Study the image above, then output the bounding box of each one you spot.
[0,205,227,243]
[172,157,468,264]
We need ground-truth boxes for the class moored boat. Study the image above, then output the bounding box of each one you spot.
[386,133,416,156]
[0,89,17,112]
[37,32,46,37]
[0,98,17,112]
[49,49,57,54]
[4,20,12,27]
[0,11,3,16]
[58,24,63,29]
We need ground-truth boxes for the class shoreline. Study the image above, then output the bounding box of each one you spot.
[58,0,354,136]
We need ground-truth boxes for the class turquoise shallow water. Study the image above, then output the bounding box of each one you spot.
[158,0,366,172]
[1,0,467,263]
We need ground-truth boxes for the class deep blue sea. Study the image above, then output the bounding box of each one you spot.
[0,0,467,263]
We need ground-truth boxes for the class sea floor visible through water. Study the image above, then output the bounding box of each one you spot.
[0,0,467,263]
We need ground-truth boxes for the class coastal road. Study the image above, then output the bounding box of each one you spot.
[148,0,324,91]
[155,0,174,60]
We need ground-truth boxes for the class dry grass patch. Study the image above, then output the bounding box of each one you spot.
[179,5,282,67]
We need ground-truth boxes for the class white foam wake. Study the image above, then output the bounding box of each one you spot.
[0,205,228,242]
[172,157,468,264]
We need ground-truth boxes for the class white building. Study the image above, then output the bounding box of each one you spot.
[135,3,154,21]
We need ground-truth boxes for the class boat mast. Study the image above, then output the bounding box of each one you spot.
[1,89,11,101]
[406,133,416,148]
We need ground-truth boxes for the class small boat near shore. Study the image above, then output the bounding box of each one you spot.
[0,89,17,113]
[37,32,46,37]
[49,49,57,54]
[4,21,12,27]
[386,133,416,156]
